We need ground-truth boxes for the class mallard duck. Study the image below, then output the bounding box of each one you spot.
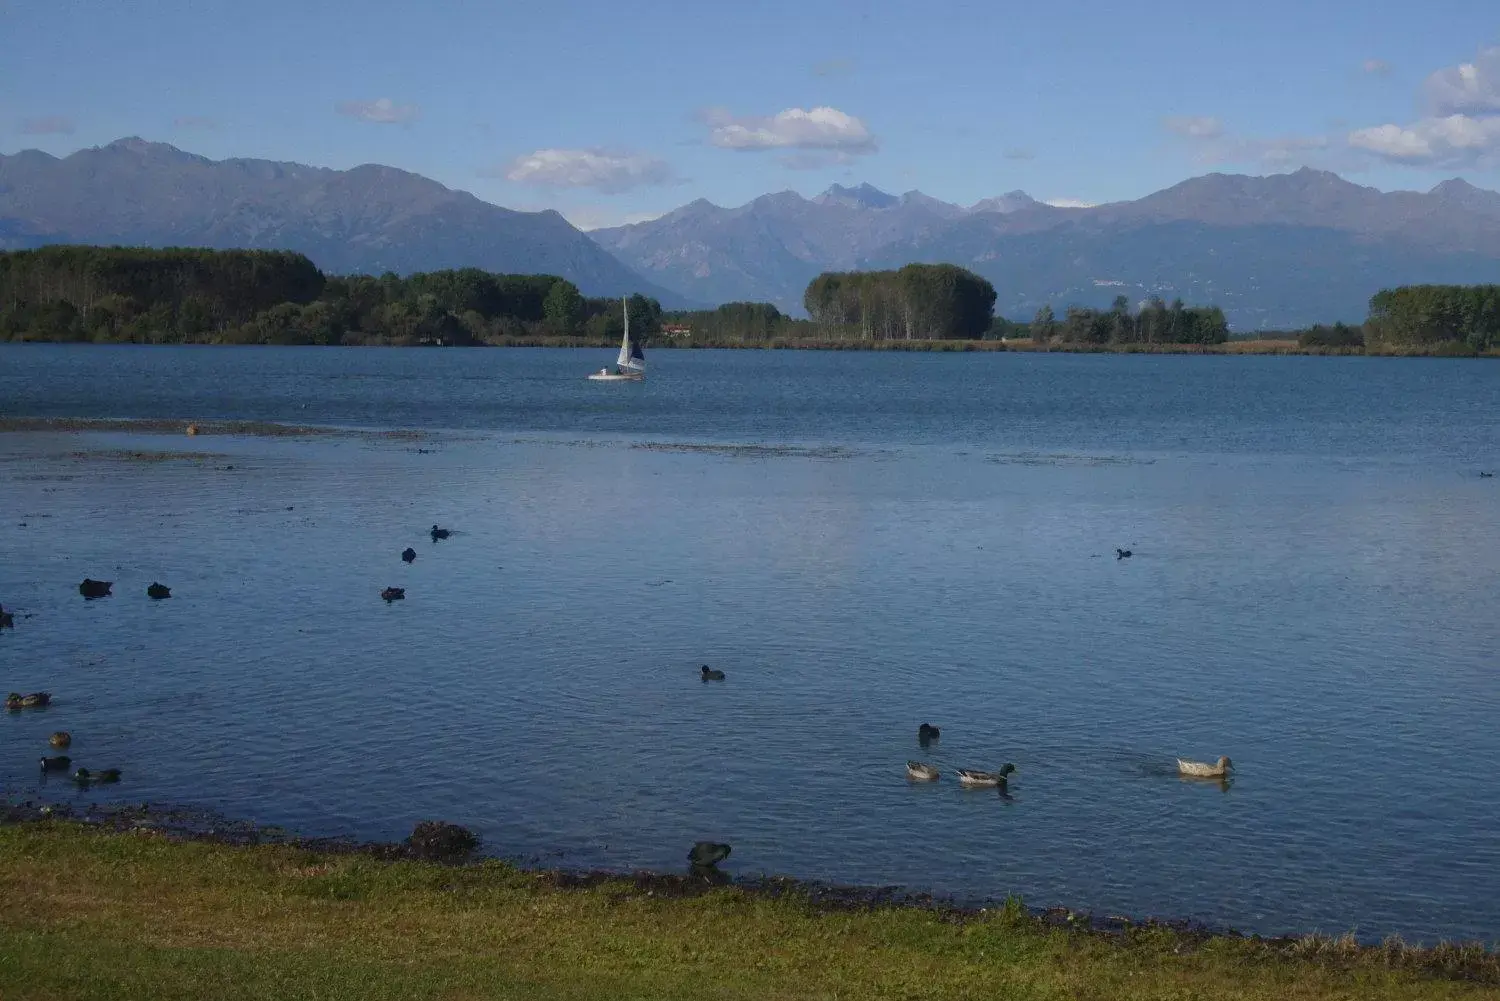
[700,665,725,681]
[906,761,940,781]
[0,604,13,629]
[917,723,940,741]
[688,841,731,867]
[5,691,51,710]
[1177,755,1233,778]
[39,755,72,771]
[1116,548,1133,559]
[381,587,406,602]
[430,524,451,540]
[147,582,172,599]
[956,764,1016,788]
[73,768,121,785]
[79,578,112,599]
[1480,471,1494,478]
[49,731,71,748]
[401,547,417,563]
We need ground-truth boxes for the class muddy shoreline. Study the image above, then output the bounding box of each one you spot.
[0,416,434,440]
[2,795,1495,981]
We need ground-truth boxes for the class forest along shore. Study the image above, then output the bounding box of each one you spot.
[1,818,1496,1001]
[4,247,1500,355]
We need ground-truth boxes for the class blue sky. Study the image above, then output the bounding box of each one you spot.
[3,0,1499,229]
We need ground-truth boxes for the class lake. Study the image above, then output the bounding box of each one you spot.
[2,344,1498,943]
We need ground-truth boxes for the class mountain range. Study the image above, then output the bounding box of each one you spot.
[0,138,688,305]
[594,173,1500,328]
[4,138,1500,329]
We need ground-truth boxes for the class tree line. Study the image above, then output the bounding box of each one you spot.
[4,247,1496,352]
[0,247,662,345]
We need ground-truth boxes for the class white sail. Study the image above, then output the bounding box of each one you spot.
[617,296,645,372]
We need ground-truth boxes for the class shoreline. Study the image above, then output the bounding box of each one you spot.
[2,797,1496,977]
[5,337,1499,356]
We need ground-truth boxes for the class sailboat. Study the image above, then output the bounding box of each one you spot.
[587,297,646,382]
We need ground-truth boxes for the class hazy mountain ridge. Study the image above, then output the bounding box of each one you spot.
[0,138,688,304]
[593,168,1500,327]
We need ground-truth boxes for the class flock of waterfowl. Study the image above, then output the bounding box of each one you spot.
[380,526,453,602]
[2,575,171,784]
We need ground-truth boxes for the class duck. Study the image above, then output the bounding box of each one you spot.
[430,524,451,541]
[906,761,940,781]
[79,578,113,599]
[49,731,71,748]
[39,755,72,772]
[401,547,417,563]
[73,768,122,785]
[1481,472,1494,478]
[688,841,732,867]
[0,604,12,629]
[147,582,172,599]
[1176,755,1233,778]
[1116,548,1133,559]
[700,665,726,681]
[185,424,200,436]
[956,764,1017,788]
[5,691,51,710]
[381,587,406,602]
[917,723,941,741]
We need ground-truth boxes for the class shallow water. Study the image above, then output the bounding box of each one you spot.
[2,345,1499,942]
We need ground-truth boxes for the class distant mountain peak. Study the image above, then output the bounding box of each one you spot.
[815,182,898,209]
[969,190,1040,214]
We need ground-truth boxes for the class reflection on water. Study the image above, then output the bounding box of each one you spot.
[0,345,1498,944]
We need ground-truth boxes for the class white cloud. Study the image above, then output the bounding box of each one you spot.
[19,115,75,135]
[1163,115,1224,139]
[700,106,877,154]
[1425,46,1500,115]
[1044,198,1096,208]
[1362,58,1392,76]
[335,98,419,125]
[495,148,677,193]
[1348,114,1500,166]
[1339,47,1500,167]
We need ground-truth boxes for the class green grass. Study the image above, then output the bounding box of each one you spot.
[1,824,1496,1000]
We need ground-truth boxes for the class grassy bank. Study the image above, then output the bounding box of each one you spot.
[1,823,1495,1000]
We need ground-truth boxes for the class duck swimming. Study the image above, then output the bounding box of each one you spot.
[39,755,71,772]
[49,731,71,748]
[5,692,51,710]
[956,764,1016,788]
[688,841,731,867]
[700,665,726,681]
[1177,755,1233,778]
[79,579,112,599]
[147,582,172,599]
[1116,548,1133,559]
[430,525,451,540]
[401,547,417,563]
[73,768,121,785]
[917,723,940,741]
[906,761,940,781]
[0,604,12,629]
[381,587,406,602]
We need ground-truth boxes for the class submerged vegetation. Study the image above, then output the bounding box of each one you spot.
[2,247,1498,354]
[1,821,1496,1001]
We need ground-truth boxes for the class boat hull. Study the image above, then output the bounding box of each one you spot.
[586,372,644,382]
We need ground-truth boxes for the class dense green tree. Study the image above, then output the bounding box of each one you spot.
[803,264,996,340]
[1366,284,1500,351]
[543,280,585,333]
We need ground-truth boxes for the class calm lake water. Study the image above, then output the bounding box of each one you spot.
[2,345,1499,943]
